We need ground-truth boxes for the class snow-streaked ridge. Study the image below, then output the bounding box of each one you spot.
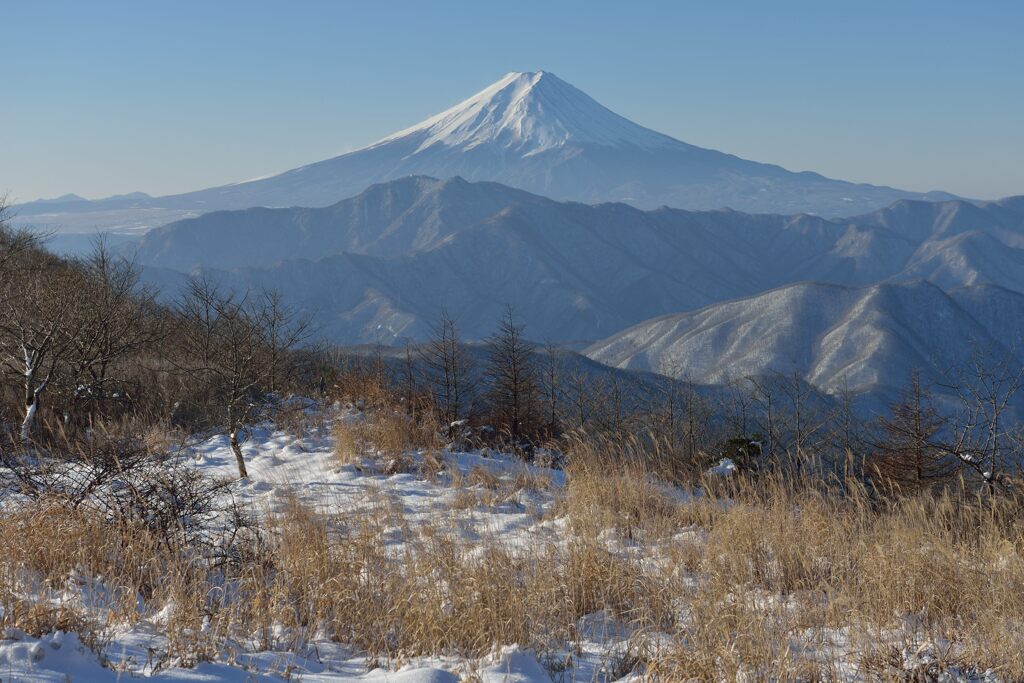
[584,280,1024,406]
[372,71,680,155]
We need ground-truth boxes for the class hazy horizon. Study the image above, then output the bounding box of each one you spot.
[4,0,1023,203]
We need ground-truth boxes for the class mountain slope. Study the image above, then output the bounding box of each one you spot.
[17,71,959,231]
[132,177,1024,345]
[583,281,1024,401]
[132,176,542,271]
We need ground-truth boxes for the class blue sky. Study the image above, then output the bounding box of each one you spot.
[3,0,1022,202]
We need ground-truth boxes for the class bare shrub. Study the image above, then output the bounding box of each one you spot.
[174,278,310,478]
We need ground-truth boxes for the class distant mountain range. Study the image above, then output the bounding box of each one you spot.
[130,176,1024,353]
[584,280,1024,409]
[16,70,958,236]
[15,70,1021,414]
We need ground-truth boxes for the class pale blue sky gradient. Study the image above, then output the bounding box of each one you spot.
[4,0,1022,202]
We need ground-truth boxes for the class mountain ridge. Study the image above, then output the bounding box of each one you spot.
[583,279,1024,408]
[128,176,1024,345]
[15,71,964,230]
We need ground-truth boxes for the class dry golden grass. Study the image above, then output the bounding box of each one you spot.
[333,408,441,473]
[556,436,1024,679]
[3,600,87,639]
[448,487,480,510]
[141,421,185,455]
[465,464,502,490]
[560,441,691,543]
[0,498,169,645]
[511,467,551,492]
[418,449,445,481]
[331,419,360,465]
[4,420,1024,679]
[648,477,1024,679]
[273,402,329,441]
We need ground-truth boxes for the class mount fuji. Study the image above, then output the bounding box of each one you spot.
[17,71,956,232]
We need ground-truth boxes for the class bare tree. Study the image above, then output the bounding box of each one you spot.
[0,250,87,442]
[421,310,474,434]
[827,379,870,481]
[0,216,169,440]
[751,370,829,476]
[0,199,50,440]
[400,340,420,416]
[721,374,753,439]
[484,306,540,443]
[255,289,312,394]
[776,370,821,474]
[541,342,561,438]
[66,239,167,414]
[679,378,713,467]
[175,279,307,478]
[0,198,40,285]
[942,348,1024,494]
[582,374,629,436]
[566,366,591,432]
[747,375,779,463]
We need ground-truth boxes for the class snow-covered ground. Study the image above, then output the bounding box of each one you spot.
[190,423,564,546]
[0,409,1008,681]
[0,630,564,683]
[0,413,643,682]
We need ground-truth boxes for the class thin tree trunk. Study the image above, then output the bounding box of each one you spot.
[20,396,38,443]
[20,381,46,444]
[230,429,248,478]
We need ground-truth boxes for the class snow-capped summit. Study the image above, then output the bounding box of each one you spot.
[374,71,678,155]
[15,70,958,224]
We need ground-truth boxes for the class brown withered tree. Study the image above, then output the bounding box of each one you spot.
[870,372,955,494]
[421,310,474,434]
[484,306,541,444]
